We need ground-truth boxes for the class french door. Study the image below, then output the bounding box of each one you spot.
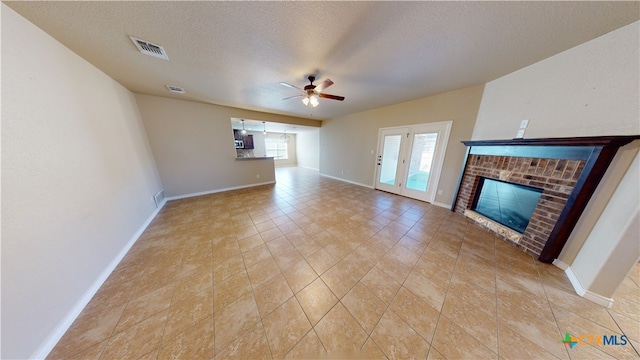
[374,121,452,203]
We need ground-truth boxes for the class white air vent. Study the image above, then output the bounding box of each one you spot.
[166,85,185,94]
[153,189,165,208]
[129,36,169,60]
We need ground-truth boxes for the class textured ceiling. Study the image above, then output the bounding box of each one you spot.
[5,1,639,120]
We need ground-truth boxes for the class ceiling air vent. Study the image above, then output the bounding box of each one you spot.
[166,85,185,94]
[129,36,169,60]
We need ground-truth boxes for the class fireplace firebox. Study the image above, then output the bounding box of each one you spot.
[471,177,543,234]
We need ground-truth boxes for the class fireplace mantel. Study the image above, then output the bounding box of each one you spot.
[452,135,639,263]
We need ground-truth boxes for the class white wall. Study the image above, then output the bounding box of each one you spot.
[471,21,640,299]
[296,129,320,171]
[267,132,297,167]
[1,5,164,359]
[571,152,640,297]
[246,130,267,157]
[473,21,639,140]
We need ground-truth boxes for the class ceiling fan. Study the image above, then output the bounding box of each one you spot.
[280,75,345,107]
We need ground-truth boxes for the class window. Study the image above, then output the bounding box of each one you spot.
[265,138,288,159]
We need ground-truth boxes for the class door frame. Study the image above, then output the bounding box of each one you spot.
[374,127,410,194]
[373,121,452,203]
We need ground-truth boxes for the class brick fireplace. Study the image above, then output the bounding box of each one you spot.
[451,136,639,263]
[454,155,585,256]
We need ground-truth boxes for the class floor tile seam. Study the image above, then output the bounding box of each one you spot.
[101,280,177,349]
[303,277,343,328]
[360,327,390,358]
[384,301,436,348]
[156,311,214,357]
[629,337,640,357]
[337,288,382,336]
[54,330,106,360]
[434,313,500,359]
[496,321,564,360]
[501,305,569,360]
[606,311,640,357]
[103,305,171,360]
[253,282,295,320]
[606,307,640,327]
[283,259,322,294]
[492,233,501,360]
[536,272,584,348]
[424,242,461,352]
[279,296,324,357]
[211,310,258,357]
[137,281,183,352]
[544,296,624,334]
[582,339,640,360]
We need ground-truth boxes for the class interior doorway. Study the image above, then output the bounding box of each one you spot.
[374,121,452,203]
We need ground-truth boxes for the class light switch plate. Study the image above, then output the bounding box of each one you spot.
[520,119,529,129]
[515,129,526,138]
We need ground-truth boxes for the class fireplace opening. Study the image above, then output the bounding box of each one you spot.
[471,177,543,233]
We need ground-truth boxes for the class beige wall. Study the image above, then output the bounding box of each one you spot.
[297,129,320,170]
[320,85,485,206]
[1,5,163,359]
[136,95,314,196]
[471,21,640,297]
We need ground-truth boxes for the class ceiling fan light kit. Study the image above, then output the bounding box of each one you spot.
[281,75,345,108]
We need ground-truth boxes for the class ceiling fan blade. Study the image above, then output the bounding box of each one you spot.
[280,82,303,90]
[315,78,334,93]
[319,93,345,101]
[282,94,304,100]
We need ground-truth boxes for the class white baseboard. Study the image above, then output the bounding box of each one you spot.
[432,201,452,209]
[319,173,374,189]
[32,199,167,359]
[297,165,319,171]
[165,181,276,201]
[552,259,569,270]
[564,266,615,308]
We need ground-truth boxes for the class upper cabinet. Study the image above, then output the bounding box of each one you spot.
[233,130,254,149]
[243,135,254,149]
[233,129,244,141]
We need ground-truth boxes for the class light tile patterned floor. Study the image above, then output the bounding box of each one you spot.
[48,167,640,359]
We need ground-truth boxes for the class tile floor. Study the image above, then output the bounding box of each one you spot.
[48,167,640,359]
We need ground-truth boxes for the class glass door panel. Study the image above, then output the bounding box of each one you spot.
[379,135,402,185]
[406,133,438,191]
[374,121,452,204]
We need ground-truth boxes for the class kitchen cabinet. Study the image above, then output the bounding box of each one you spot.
[232,130,254,149]
[233,129,244,141]
[243,135,254,149]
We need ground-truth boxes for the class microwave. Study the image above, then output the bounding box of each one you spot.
[234,140,244,149]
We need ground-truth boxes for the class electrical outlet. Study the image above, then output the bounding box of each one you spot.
[520,119,529,129]
[341,170,344,175]
[516,129,526,138]
[437,189,443,195]
[256,174,260,179]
